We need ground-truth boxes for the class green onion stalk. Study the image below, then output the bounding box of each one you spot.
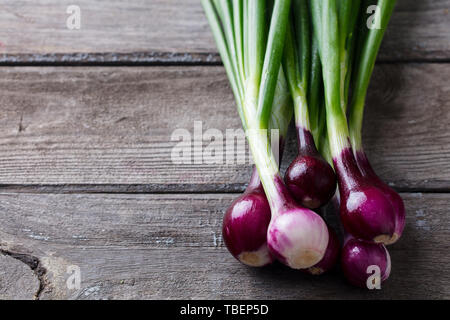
[348,0,404,244]
[282,0,337,210]
[338,0,362,111]
[203,0,330,270]
[310,0,397,244]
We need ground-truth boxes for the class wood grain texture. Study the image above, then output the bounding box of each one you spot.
[0,0,448,302]
[0,64,448,192]
[0,0,449,63]
[0,253,40,299]
[0,192,448,299]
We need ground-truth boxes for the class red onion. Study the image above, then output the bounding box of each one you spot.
[304,224,340,275]
[341,236,391,288]
[222,167,273,267]
[355,151,405,244]
[285,128,337,209]
[266,177,329,269]
[334,148,396,243]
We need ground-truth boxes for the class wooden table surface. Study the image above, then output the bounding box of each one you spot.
[0,0,449,300]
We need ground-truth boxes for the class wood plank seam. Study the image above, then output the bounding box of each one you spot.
[1,54,450,66]
[1,185,450,194]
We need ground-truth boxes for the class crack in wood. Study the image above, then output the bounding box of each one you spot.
[17,112,25,133]
[0,249,48,300]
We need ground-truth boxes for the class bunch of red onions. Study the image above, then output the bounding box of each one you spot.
[203,0,402,288]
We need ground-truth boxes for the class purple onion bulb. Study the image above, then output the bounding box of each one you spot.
[335,148,396,244]
[222,190,273,267]
[305,224,340,275]
[341,237,391,288]
[382,189,405,245]
[267,204,329,269]
[285,128,336,209]
[222,169,273,267]
[340,186,396,243]
[285,154,337,209]
[355,151,405,245]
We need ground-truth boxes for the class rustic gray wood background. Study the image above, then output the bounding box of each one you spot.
[0,0,449,299]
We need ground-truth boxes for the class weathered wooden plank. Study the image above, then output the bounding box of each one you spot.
[0,192,447,299]
[0,0,449,63]
[0,64,448,192]
[0,253,40,299]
